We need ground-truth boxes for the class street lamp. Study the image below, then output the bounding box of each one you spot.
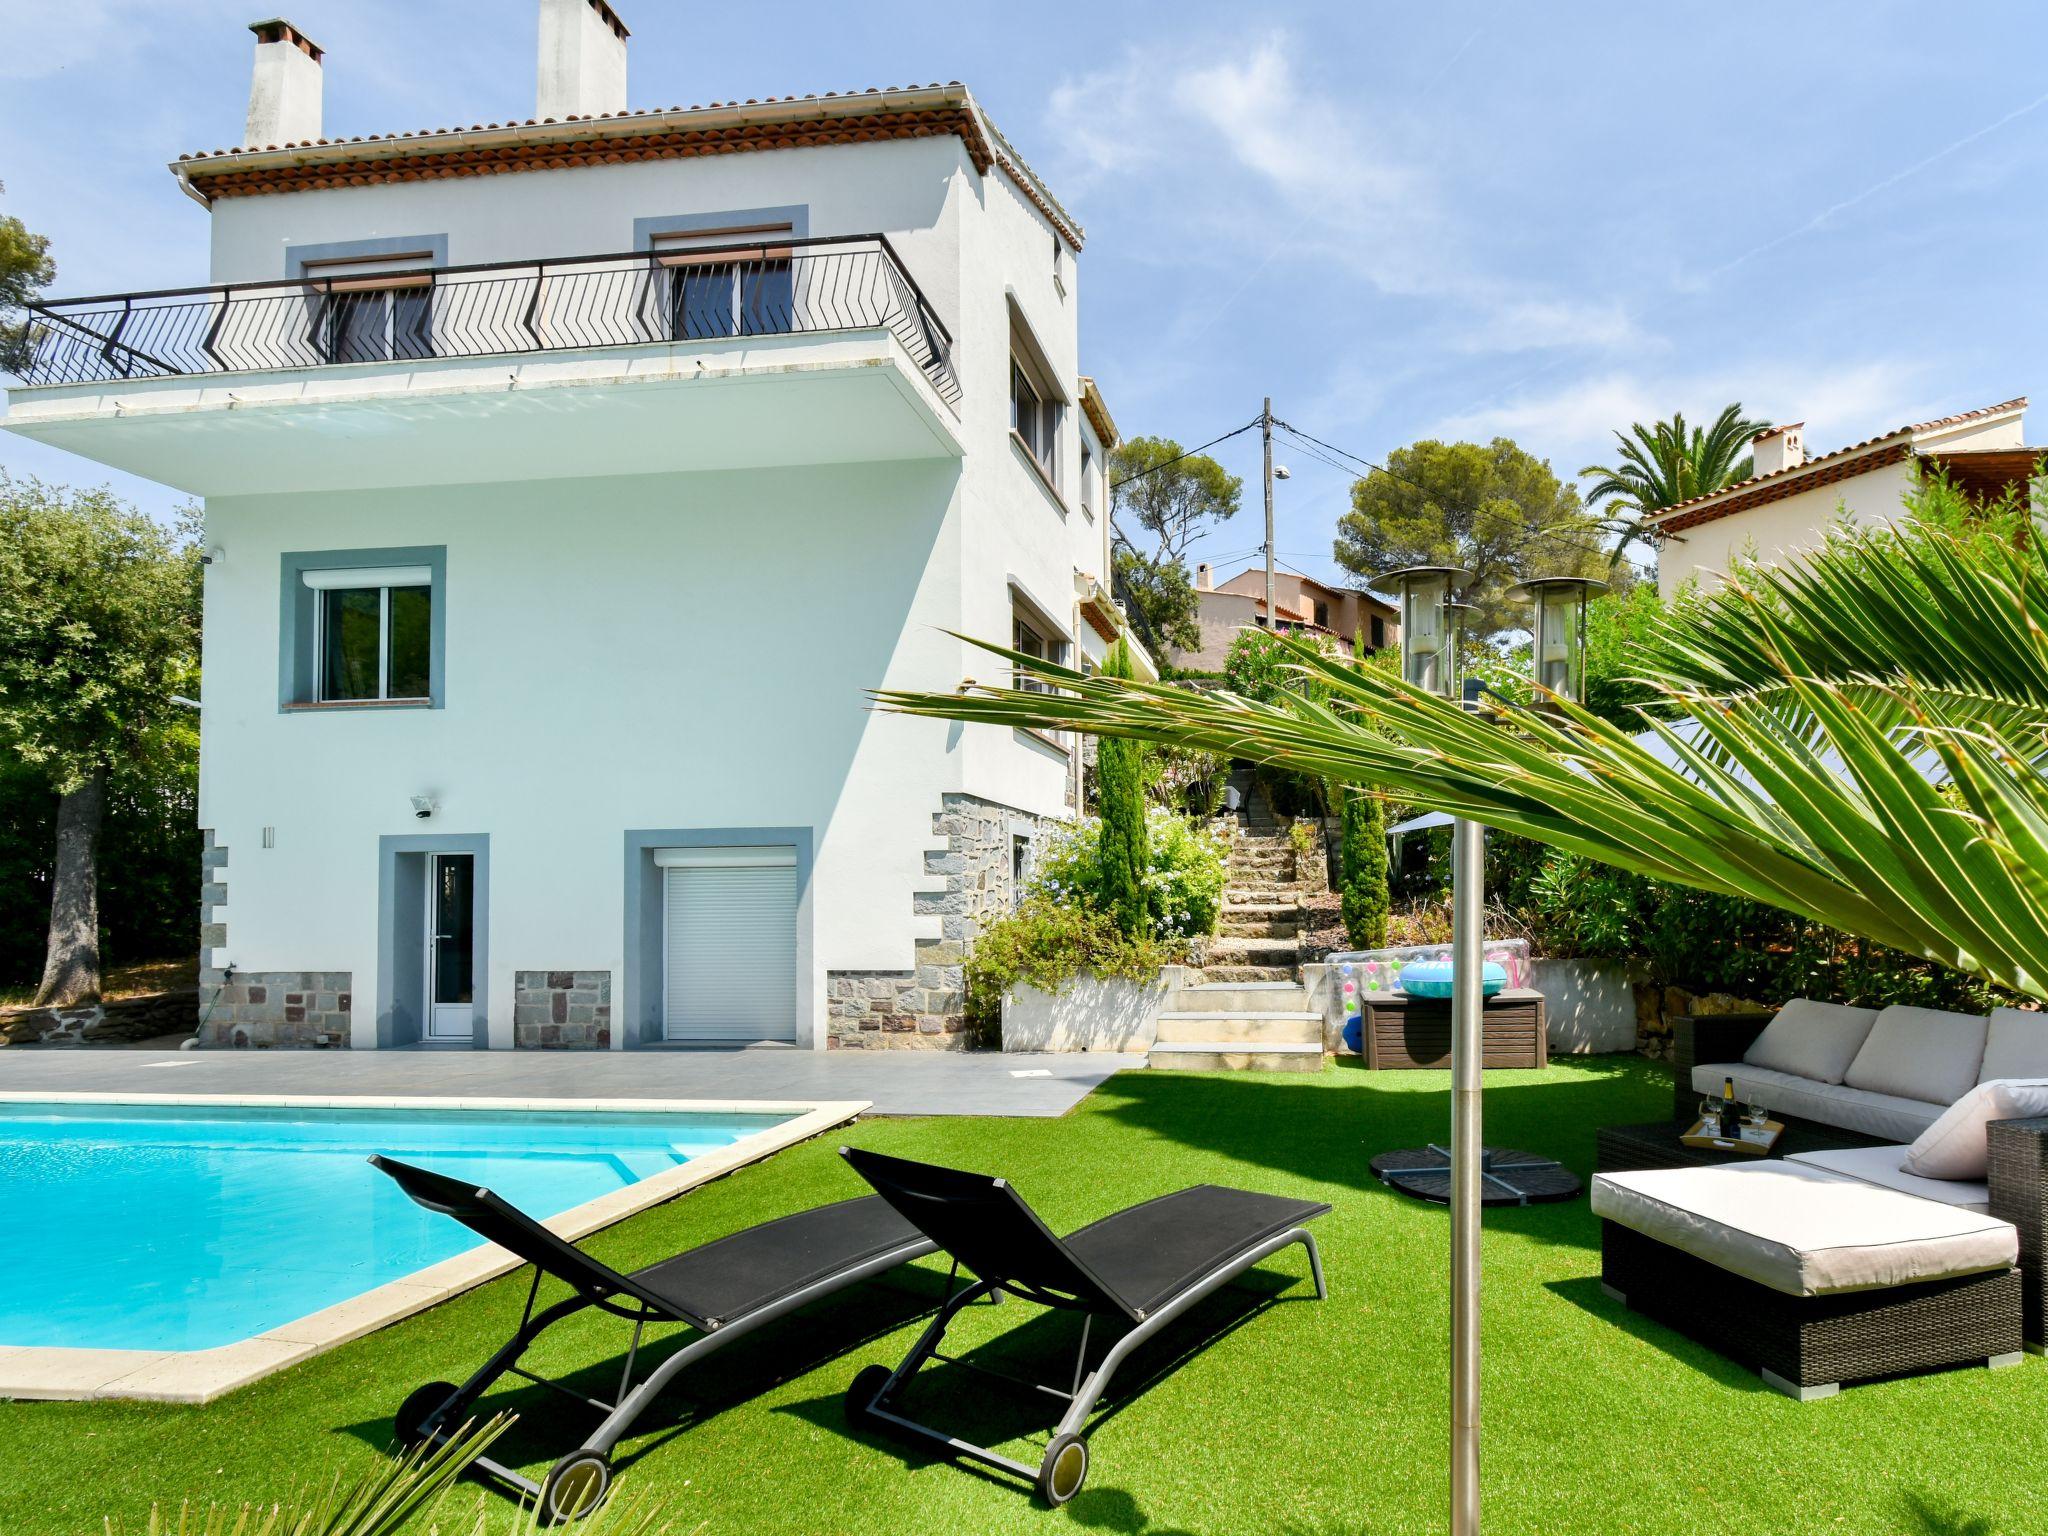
[1379,565,1481,1535]
[1508,576,1607,704]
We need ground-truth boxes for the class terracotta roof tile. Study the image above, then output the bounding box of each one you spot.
[174,83,1083,248]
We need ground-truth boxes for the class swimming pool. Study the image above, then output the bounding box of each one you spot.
[0,1099,809,1355]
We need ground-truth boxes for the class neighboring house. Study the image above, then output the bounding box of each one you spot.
[1650,396,2040,601]
[0,3,1149,1053]
[1172,563,1398,673]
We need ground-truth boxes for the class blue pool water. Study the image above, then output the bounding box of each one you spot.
[0,1102,792,1352]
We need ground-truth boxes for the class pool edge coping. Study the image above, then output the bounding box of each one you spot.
[0,1093,869,1404]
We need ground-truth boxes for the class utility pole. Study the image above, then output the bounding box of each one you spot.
[1262,396,1276,628]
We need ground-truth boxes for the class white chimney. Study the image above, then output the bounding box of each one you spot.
[1195,562,1214,591]
[1753,422,1805,477]
[245,18,323,147]
[538,0,629,119]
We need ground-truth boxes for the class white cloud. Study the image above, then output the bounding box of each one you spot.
[1042,31,1622,342]
[1430,358,1933,472]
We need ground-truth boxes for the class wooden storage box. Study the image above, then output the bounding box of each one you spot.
[1361,988,1548,1070]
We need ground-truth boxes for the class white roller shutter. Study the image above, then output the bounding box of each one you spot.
[659,848,797,1041]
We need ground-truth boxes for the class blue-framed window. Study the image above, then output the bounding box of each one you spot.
[280,547,447,710]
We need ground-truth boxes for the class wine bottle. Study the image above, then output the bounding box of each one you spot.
[1719,1076,1740,1138]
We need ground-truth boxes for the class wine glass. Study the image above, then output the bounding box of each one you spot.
[1748,1100,1770,1132]
[1698,1095,1721,1130]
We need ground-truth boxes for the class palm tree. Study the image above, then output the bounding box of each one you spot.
[876,476,2048,1003]
[1581,403,1767,573]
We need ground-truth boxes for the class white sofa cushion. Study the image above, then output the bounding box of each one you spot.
[1981,1008,2048,1084]
[1592,1161,2016,1297]
[1692,1063,1943,1143]
[1844,1006,1989,1105]
[1787,1144,1990,1213]
[1742,999,1878,1084]
[1900,1077,2048,1180]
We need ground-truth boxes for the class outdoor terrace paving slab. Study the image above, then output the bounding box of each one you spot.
[0,1046,1139,1118]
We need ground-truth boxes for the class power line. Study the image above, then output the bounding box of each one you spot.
[1107,418,1262,493]
[1270,417,1656,576]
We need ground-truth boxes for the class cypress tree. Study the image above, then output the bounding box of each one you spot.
[1340,626,1391,948]
[1096,637,1151,936]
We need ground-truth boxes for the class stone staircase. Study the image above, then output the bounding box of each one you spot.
[1147,773,1325,1072]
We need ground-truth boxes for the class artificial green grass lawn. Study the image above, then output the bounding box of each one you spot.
[4,1058,2043,1535]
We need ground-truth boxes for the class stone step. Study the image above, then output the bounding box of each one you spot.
[1166,980,1314,1013]
[1200,964,1297,984]
[1154,1011,1322,1045]
[1147,1041,1324,1073]
[1223,899,1300,916]
[1220,917,1301,939]
[1227,884,1308,900]
[1205,937,1301,965]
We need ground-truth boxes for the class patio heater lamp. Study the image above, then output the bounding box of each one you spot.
[1380,565,1483,1534]
[1508,575,1608,707]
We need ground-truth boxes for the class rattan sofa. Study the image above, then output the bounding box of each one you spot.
[1668,1009,2048,1347]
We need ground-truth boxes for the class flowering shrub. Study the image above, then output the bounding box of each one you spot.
[961,895,1172,1047]
[1034,808,1226,940]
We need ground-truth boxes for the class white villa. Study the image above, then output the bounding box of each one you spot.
[0,3,1144,1053]
[1649,396,2040,600]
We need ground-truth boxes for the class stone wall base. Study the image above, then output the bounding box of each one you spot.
[515,970,612,1048]
[826,792,1059,1051]
[199,970,351,1048]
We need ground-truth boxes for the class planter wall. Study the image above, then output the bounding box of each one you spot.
[1529,958,1642,1055]
[1001,971,1175,1052]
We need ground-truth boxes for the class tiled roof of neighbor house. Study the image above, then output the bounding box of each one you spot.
[1214,566,1398,615]
[171,83,1085,248]
[1651,397,2028,534]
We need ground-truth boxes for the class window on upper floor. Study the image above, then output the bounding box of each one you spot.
[302,252,436,365]
[280,548,446,711]
[1053,234,1066,297]
[1314,599,1330,629]
[1080,444,1096,521]
[652,223,796,339]
[1012,358,1060,482]
[1370,614,1387,650]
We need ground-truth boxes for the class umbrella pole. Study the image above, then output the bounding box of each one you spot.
[1450,815,1484,1535]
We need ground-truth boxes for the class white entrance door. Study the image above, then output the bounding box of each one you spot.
[425,853,476,1041]
[659,847,797,1042]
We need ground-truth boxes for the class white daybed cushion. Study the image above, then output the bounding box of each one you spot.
[1787,1144,1990,1214]
[1899,1077,2048,1180]
[1592,1161,2016,1297]
[1691,1063,1943,1144]
[1741,999,1878,1084]
[1981,1008,2048,1084]
[1844,1006,1989,1105]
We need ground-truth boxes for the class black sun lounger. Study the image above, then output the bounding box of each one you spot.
[838,1146,1328,1506]
[369,1154,937,1524]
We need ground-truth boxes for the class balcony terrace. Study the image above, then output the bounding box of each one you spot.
[1,235,963,495]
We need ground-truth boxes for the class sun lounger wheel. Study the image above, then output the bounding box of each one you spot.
[1037,1433,1088,1506]
[539,1451,612,1525]
[845,1364,892,1432]
[392,1381,458,1450]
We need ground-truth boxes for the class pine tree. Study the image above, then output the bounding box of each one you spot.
[1340,627,1390,948]
[1096,637,1151,936]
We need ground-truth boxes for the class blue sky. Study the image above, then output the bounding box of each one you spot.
[5,0,2047,588]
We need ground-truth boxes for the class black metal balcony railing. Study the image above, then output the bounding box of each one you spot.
[15,234,959,406]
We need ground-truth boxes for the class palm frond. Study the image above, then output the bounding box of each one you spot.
[875,628,2048,1000]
